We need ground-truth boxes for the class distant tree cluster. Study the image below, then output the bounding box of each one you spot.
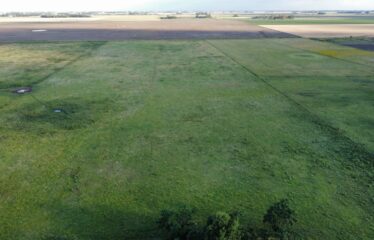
[195,12,212,19]
[0,12,43,17]
[160,15,178,20]
[252,15,294,20]
[128,11,150,15]
[40,14,91,18]
[158,199,297,240]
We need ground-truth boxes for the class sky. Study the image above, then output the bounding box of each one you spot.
[1,0,374,12]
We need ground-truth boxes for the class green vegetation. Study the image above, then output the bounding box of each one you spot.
[205,212,241,240]
[262,199,296,239]
[0,39,373,239]
[158,200,296,240]
[246,16,374,25]
[158,206,197,239]
[0,42,102,89]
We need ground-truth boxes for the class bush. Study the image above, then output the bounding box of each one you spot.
[157,199,297,240]
[263,199,297,239]
[205,212,241,240]
[158,206,197,240]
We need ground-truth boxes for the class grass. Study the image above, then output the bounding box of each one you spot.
[0,42,102,89]
[246,16,374,25]
[0,39,373,240]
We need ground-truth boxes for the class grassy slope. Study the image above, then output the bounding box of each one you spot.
[0,40,373,239]
[246,16,374,25]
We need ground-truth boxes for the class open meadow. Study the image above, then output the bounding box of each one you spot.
[0,17,373,240]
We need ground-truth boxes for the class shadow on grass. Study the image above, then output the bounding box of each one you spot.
[4,97,112,134]
[43,203,158,240]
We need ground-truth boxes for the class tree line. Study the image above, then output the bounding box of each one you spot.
[158,199,297,240]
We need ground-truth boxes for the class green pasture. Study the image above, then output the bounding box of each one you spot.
[0,39,373,239]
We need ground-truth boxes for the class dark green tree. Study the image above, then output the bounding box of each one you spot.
[205,211,241,240]
[263,199,296,239]
[158,206,197,240]
[241,226,261,240]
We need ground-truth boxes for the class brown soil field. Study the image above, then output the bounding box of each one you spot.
[262,24,374,38]
[0,19,293,42]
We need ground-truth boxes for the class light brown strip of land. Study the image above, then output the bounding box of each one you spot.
[261,24,374,38]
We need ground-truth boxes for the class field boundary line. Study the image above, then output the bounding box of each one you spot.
[32,41,108,87]
[204,40,316,113]
[205,39,373,169]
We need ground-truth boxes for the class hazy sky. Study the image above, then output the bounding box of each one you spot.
[2,0,374,12]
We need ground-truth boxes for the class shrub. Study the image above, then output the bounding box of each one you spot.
[158,206,197,240]
[263,199,296,239]
[205,211,241,240]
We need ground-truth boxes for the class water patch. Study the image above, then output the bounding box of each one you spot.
[13,87,32,94]
[32,29,47,32]
[342,44,374,52]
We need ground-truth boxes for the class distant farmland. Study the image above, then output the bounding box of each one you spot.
[262,24,374,38]
[0,17,373,240]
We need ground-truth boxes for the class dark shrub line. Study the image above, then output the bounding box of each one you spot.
[158,199,297,240]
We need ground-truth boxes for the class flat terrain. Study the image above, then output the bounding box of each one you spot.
[0,37,373,239]
[0,19,292,42]
[323,37,374,51]
[262,24,374,38]
[247,16,374,25]
[0,15,163,23]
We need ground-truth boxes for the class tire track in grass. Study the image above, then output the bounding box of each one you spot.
[24,42,108,113]
[32,41,108,88]
[205,40,374,171]
[0,41,108,92]
[0,41,109,141]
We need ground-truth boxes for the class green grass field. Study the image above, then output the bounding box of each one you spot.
[246,16,374,25]
[0,39,373,239]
